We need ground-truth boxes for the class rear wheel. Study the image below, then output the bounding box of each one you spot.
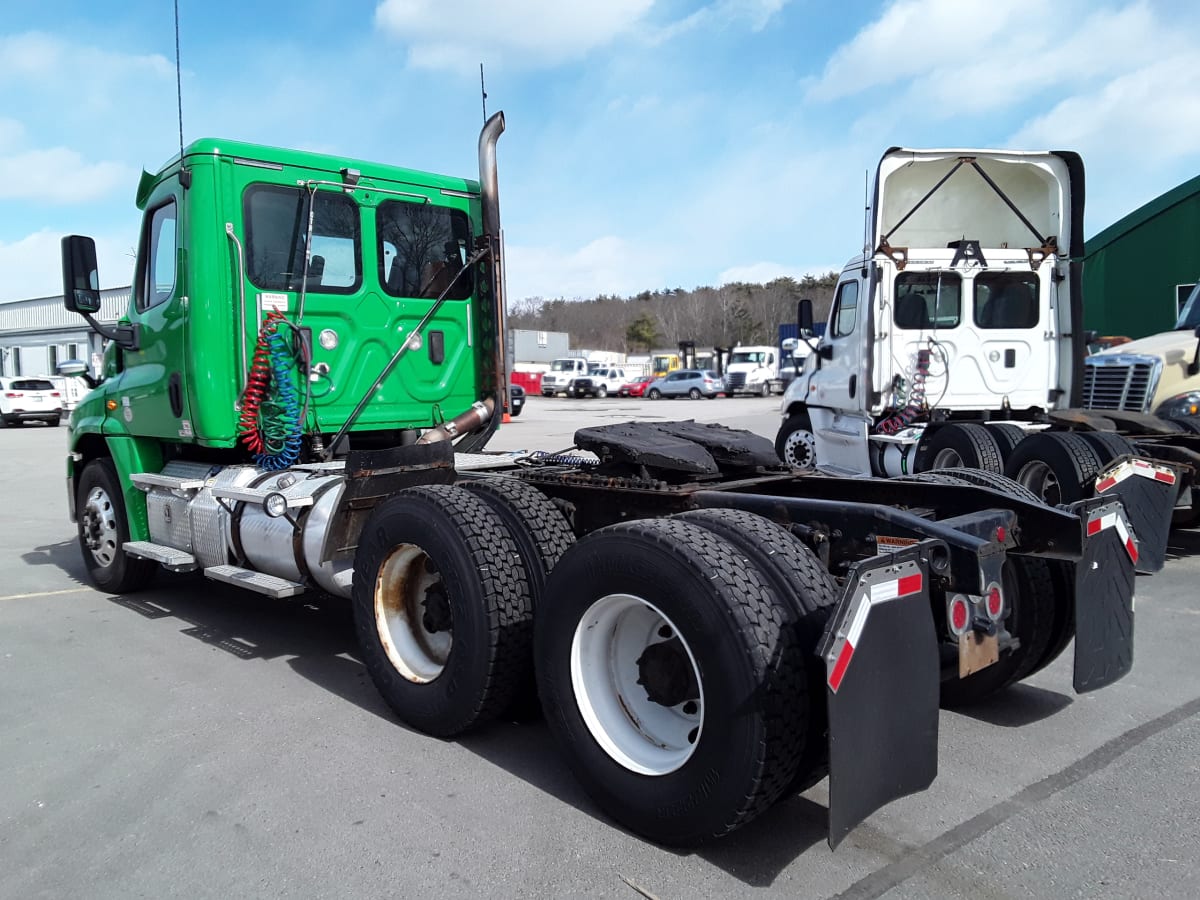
[536,519,805,844]
[985,423,1028,463]
[76,459,155,593]
[1005,432,1104,505]
[49,416,62,427]
[916,423,1004,473]
[775,409,817,470]
[1079,430,1137,464]
[351,485,533,737]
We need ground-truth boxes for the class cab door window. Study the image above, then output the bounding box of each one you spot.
[244,185,361,293]
[831,280,860,337]
[975,272,1040,329]
[135,200,177,311]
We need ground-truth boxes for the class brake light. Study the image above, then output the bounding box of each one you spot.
[51,391,61,397]
[984,582,1004,620]
[947,594,970,636]
[4,392,21,398]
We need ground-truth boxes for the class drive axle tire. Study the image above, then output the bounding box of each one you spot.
[1079,430,1137,464]
[940,555,1057,706]
[775,409,817,470]
[76,458,155,593]
[536,519,805,845]
[924,467,1042,504]
[985,423,1028,463]
[916,423,1004,474]
[351,485,533,738]
[1004,432,1104,505]
[675,508,837,793]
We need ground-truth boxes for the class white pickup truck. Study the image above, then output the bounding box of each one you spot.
[569,366,627,398]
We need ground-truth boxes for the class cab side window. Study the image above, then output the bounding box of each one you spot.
[136,200,177,311]
[832,280,860,338]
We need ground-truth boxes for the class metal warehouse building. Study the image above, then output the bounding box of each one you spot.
[0,287,128,378]
[1083,173,1200,340]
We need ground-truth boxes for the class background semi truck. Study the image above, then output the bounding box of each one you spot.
[774,147,1200,527]
[60,119,1154,849]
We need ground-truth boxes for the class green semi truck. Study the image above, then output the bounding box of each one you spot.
[60,116,1155,848]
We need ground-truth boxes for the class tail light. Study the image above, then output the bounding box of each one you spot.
[947,594,970,636]
[5,392,21,398]
[984,582,1004,621]
[51,391,62,397]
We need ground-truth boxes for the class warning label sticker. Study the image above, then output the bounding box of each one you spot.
[876,534,919,552]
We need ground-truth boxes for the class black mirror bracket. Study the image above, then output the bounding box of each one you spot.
[82,312,141,352]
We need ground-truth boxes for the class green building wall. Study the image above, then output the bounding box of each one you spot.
[1083,173,1200,339]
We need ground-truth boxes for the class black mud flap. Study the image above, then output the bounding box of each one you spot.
[1071,499,1137,693]
[818,544,941,849]
[1094,457,1178,574]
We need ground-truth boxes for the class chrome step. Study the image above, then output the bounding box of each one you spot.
[130,472,206,492]
[123,541,198,571]
[203,565,306,599]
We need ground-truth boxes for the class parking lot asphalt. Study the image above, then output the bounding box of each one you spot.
[2,397,1198,899]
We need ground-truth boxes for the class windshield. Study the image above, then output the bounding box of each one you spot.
[729,351,766,364]
[550,359,577,372]
[1177,283,1200,330]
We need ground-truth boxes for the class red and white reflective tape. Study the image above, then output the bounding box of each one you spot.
[1095,458,1177,493]
[827,569,924,693]
[1086,508,1139,565]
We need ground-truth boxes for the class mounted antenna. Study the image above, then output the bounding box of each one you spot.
[862,170,870,271]
[174,0,190,188]
[480,63,488,123]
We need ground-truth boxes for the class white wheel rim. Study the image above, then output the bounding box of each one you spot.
[1016,460,1061,505]
[784,427,817,469]
[374,544,452,683]
[81,485,119,568]
[571,593,704,775]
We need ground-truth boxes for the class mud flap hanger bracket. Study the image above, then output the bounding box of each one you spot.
[818,540,944,849]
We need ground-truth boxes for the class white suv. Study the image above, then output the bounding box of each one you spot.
[0,377,64,427]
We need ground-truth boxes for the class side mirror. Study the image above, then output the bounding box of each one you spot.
[62,235,102,314]
[798,298,814,334]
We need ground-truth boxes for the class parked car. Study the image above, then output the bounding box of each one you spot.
[645,369,724,400]
[569,367,627,398]
[0,377,63,426]
[618,374,655,397]
[508,382,525,417]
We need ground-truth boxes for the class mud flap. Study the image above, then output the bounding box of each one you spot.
[1094,457,1178,574]
[818,544,940,849]
[1071,499,1137,693]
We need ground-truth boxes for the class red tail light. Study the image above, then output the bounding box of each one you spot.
[984,582,1004,620]
[4,392,21,398]
[51,391,61,397]
[947,595,970,636]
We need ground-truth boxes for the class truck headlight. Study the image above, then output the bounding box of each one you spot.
[1156,390,1200,419]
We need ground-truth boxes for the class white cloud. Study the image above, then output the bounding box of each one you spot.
[653,0,791,42]
[0,229,134,302]
[505,236,665,301]
[0,148,132,204]
[374,0,655,70]
[718,261,834,285]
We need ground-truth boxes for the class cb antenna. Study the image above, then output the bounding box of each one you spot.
[863,169,870,258]
[480,63,488,122]
[174,0,190,185]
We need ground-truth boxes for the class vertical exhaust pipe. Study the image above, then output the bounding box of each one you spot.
[454,111,508,453]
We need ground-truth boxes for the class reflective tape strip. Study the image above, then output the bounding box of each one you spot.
[828,571,924,693]
[1095,458,1177,493]
[1086,510,1139,564]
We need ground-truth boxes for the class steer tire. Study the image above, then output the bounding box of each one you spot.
[351,484,533,738]
[76,458,156,593]
[940,555,1057,706]
[1079,430,1137,464]
[461,475,576,718]
[775,409,817,470]
[674,508,838,794]
[916,423,1004,474]
[1004,431,1104,505]
[648,388,662,400]
[596,385,608,399]
[536,518,806,845]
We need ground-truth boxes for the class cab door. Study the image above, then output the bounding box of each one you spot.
[116,189,195,440]
[810,270,870,414]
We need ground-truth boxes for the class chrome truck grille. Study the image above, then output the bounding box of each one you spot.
[1081,354,1161,413]
[725,372,747,390]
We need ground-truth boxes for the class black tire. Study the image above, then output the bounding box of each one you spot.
[924,467,1043,504]
[76,458,155,593]
[893,471,974,487]
[461,475,576,718]
[596,385,608,399]
[775,408,817,470]
[648,388,662,400]
[50,416,62,427]
[674,509,837,793]
[1023,559,1076,678]
[1004,431,1104,505]
[1078,430,1136,464]
[688,387,702,400]
[940,555,1057,706]
[916,423,1004,474]
[985,423,1028,463]
[759,381,771,398]
[536,518,805,845]
[1172,417,1200,435]
[351,485,533,738]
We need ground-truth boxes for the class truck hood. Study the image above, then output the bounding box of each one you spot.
[873,148,1081,257]
[1094,331,1197,364]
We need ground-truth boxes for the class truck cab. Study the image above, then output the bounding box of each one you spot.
[779,148,1083,475]
[722,345,780,396]
[540,357,588,396]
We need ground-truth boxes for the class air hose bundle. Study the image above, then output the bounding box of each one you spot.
[238,309,303,470]
[876,348,931,435]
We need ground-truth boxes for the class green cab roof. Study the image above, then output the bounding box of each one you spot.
[137,136,479,208]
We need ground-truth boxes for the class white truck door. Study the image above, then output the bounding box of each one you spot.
[811,274,869,414]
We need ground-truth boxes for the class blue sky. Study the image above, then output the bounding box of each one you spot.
[2,0,1199,304]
